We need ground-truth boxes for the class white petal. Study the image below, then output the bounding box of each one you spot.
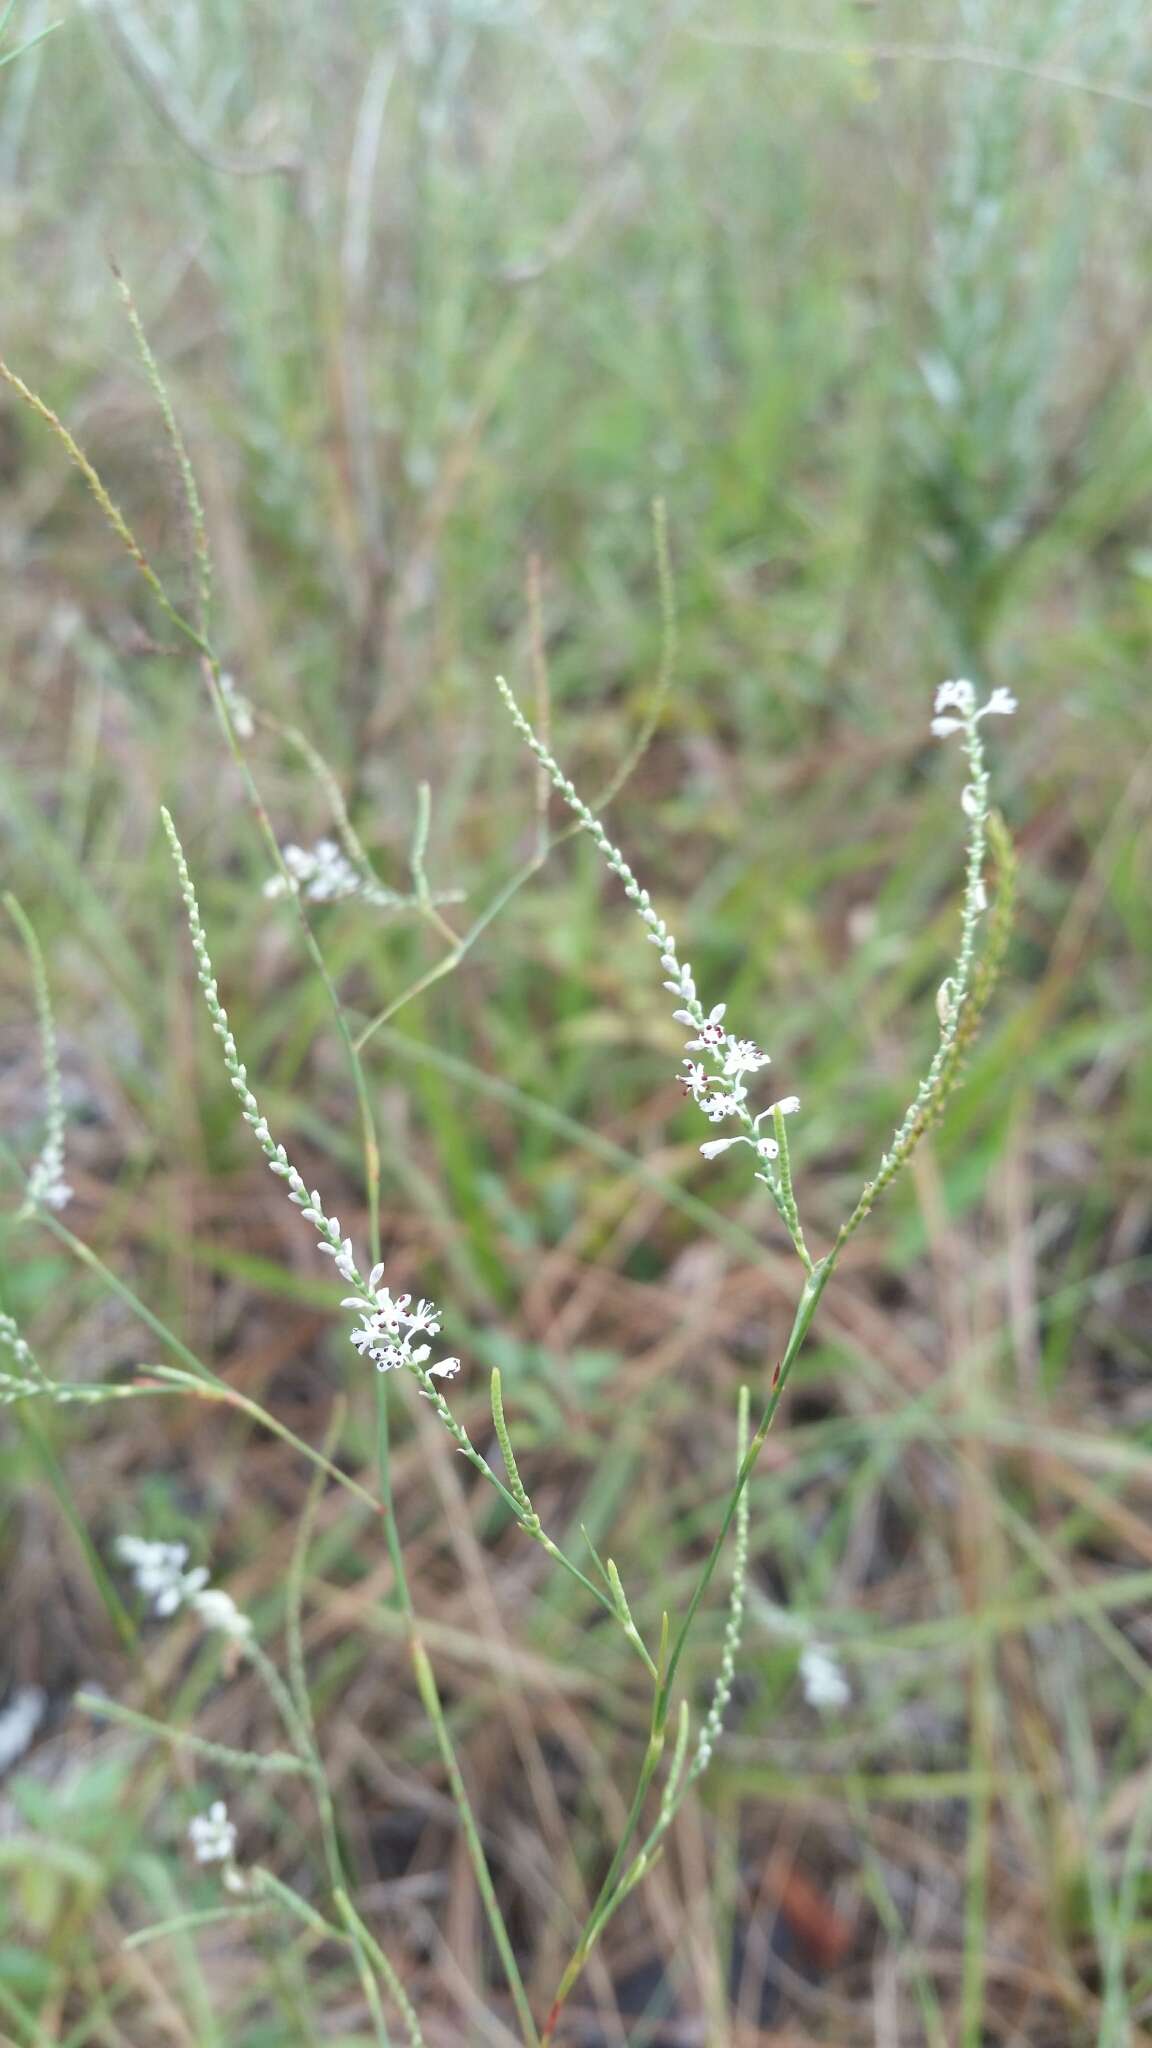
[934,679,975,715]
[699,1137,743,1160]
[982,687,1017,718]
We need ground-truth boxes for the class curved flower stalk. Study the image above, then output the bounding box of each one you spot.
[495,674,814,1272]
[499,670,1018,2043]
[162,806,651,1673]
[5,895,72,1216]
[833,677,1017,1251]
[162,809,463,1395]
[0,1310,49,1398]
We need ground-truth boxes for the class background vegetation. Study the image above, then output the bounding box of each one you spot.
[1,1,1150,2042]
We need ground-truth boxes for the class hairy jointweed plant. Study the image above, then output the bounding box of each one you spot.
[0,293,1018,2044]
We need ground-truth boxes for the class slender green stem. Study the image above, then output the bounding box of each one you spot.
[34,1209,228,1389]
[75,1692,307,1776]
[409,1637,540,2047]
[354,846,549,1050]
[124,1903,272,1951]
[373,1377,537,2037]
[335,1890,424,2048]
[541,1266,832,2043]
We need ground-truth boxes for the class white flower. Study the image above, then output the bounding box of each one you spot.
[679,1061,709,1099]
[318,1235,359,1284]
[115,1537,206,1617]
[722,1037,769,1079]
[344,1282,457,1378]
[684,1003,727,1050]
[980,687,1017,719]
[115,1538,249,1636]
[191,1589,252,1640]
[932,680,1018,740]
[26,1162,73,1211]
[189,1801,237,1865]
[264,839,401,910]
[960,784,980,819]
[934,679,976,717]
[701,1094,740,1122]
[699,1092,798,1165]
[799,1643,850,1712]
[264,839,359,904]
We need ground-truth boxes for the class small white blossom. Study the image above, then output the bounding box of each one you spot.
[318,1235,359,1284]
[722,1037,770,1079]
[932,680,1018,740]
[114,1538,207,1617]
[701,1094,740,1122]
[981,687,1018,719]
[344,1284,457,1377]
[701,1131,779,1162]
[264,839,399,910]
[934,678,976,717]
[799,1643,850,1712]
[192,1589,252,1640]
[189,1801,237,1865]
[115,1538,249,1636]
[683,1003,727,1051]
[679,1061,709,1100]
[26,1160,73,1211]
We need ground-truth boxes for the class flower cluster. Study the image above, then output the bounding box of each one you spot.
[263,838,396,909]
[26,1148,72,1213]
[164,812,465,1399]
[673,998,799,1169]
[189,1799,236,1863]
[343,1270,460,1380]
[930,678,1017,740]
[115,1537,251,1640]
[799,1642,850,1713]
[493,678,804,1221]
[188,1800,247,1891]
